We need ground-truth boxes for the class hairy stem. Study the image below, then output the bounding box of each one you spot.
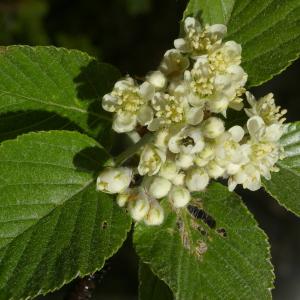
[105,132,154,167]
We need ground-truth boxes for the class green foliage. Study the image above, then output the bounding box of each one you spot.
[0,1,298,298]
[0,46,120,143]
[183,0,300,87]
[263,122,300,217]
[183,0,235,24]
[139,263,173,300]
[134,183,273,300]
[0,131,131,299]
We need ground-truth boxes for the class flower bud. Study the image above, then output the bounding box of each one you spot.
[154,129,170,149]
[146,71,167,90]
[96,167,132,194]
[147,176,172,199]
[185,168,209,192]
[171,172,185,185]
[194,145,215,167]
[159,49,189,76]
[206,161,225,179]
[169,186,191,208]
[159,161,178,180]
[176,153,194,169]
[128,190,150,221]
[202,117,225,139]
[138,144,166,176]
[116,193,130,207]
[144,202,164,226]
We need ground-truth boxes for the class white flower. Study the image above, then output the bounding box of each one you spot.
[209,41,242,73]
[174,17,226,56]
[168,126,205,154]
[184,56,214,106]
[102,77,155,132]
[146,71,167,90]
[206,65,247,115]
[159,49,189,77]
[247,116,283,143]
[214,126,249,175]
[145,176,172,199]
[201,117,225,139]
[149,92,186,130]
[245,92,287,125]
[228,164,261,191]
[138,144,166,176]
[128,189,150,221]
[185,167,210,191]
[227,116,283,191]
[159,161,178,180]
[144,201,164,225]
[169,186,191,208]
[96,167,132,194]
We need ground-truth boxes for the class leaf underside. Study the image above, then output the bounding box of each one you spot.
[134,183,274,300]
[0,131,131,300]
[263,122,300,217]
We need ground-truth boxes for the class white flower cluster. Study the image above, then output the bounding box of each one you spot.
[97,17,287,226]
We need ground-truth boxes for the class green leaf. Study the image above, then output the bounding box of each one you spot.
[139,263,173,300]
[183,0,300,87]
[227,0,300,87]
[183,0,235,24]
[0,111,83,143]
[0,46,120,141]
[134,183,273,300]
[263,122,300,217]
[0,131,131,299]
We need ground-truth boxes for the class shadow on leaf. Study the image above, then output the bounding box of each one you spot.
[73,146,110,178]
[73,59,121,146]
[0,110,83,143]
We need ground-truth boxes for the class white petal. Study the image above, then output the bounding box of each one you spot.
[115,77,134,90]
[137,105,154,126]
[263,124,283,142]
[174,38,190,52]
[146,71,166,90]
[184,17,199,32]
[207,24,227,39]
[186,107,204,125]
[112,112,137,133]
[147,118,162,132]
[139,81,155,100]
[247,116,265,140]
[228,125,245,142]
[102,94,118,112]
[168,134,181,153]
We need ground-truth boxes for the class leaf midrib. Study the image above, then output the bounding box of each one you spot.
[0,89,111,121]
[0,179,94,251]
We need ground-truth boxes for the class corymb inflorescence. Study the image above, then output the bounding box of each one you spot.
[97,17,287,226]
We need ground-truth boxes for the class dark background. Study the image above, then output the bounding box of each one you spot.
[0,0,299,299]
